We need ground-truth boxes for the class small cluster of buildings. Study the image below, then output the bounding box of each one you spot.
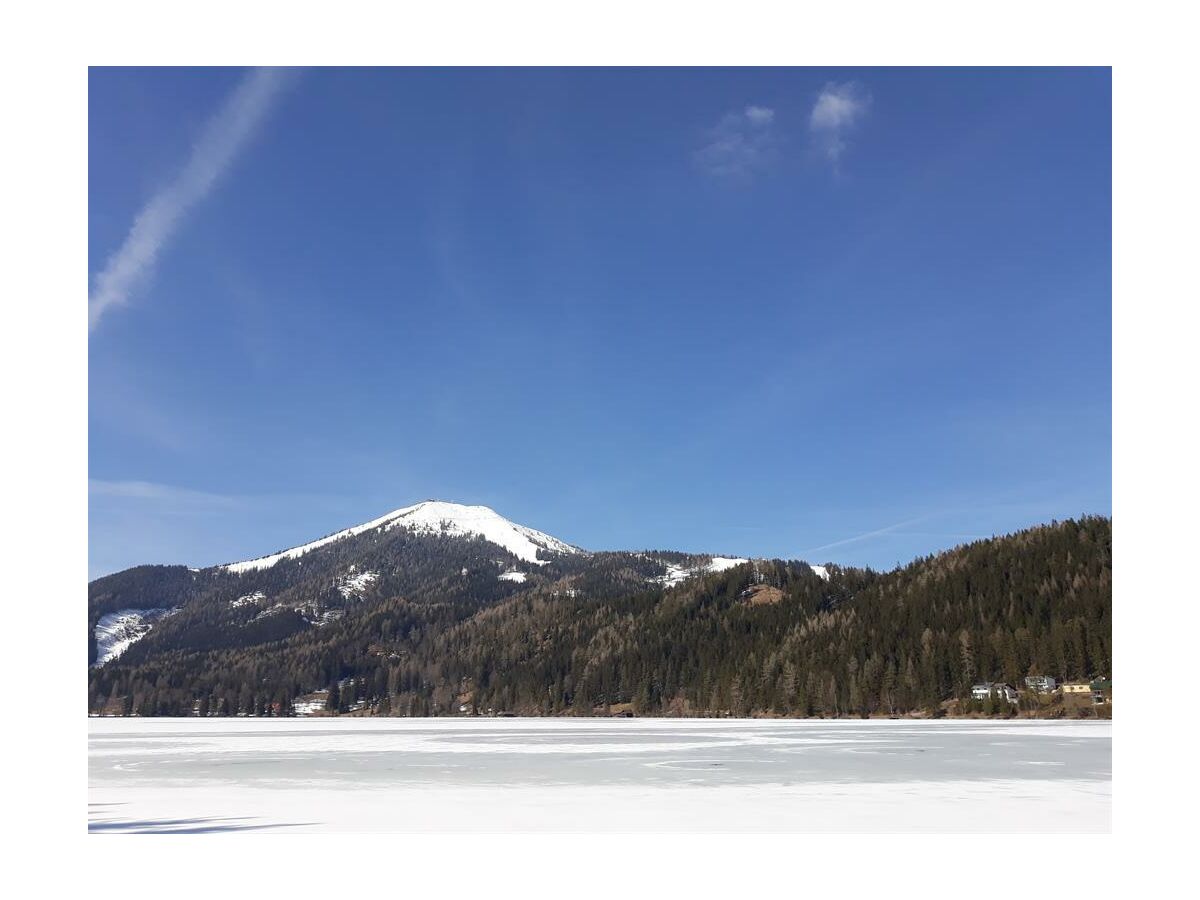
[1063,677,1112,704]
[969,675,1111,707]
[971,682,1020,704]
[292,691,329,716]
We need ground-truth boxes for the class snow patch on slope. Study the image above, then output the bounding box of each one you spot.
[231,591,265,608]
[221,500,579,573]
[498,571,528,583]
[92,608,178,667]
[655,556,749,587]
[338,570,378,598]
[810,565,830,581]
[657,563,691,587]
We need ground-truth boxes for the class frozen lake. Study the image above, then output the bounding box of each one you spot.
[88,718,1111,832]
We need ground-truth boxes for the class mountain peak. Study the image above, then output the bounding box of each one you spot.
[220,499,580,574]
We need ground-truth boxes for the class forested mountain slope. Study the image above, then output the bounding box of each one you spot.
[87,507,1110,718]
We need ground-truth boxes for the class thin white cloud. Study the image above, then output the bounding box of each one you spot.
[808,82,870,169]
[696,105,777,178]
[89,479,242,508]
[88,67,292,331]
[744,105,775,125]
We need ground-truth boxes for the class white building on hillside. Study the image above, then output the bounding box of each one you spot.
[1024,675,1057,693]
[971,682,1018,704]
[292,691,330,716]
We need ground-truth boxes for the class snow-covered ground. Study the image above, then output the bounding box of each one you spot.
[651,557,830,588]
[88,718,1110,833]
[656,556,749,586]
[706,556,748,574]
[337,570,378,598]
[91,608,177,667]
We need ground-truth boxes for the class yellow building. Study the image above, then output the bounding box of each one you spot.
[1061,682,1091,694]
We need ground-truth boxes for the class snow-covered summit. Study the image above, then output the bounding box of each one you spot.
[221,500,580,574]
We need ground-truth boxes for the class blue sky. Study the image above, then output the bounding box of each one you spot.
[88,67,1111,579]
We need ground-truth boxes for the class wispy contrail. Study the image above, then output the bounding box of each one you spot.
[88,67,292,330]
[801,515,931,556]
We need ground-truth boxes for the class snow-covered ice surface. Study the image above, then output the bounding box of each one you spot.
[91,608,177,667]
[221,500,578,573]
[88,718,1110,833]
